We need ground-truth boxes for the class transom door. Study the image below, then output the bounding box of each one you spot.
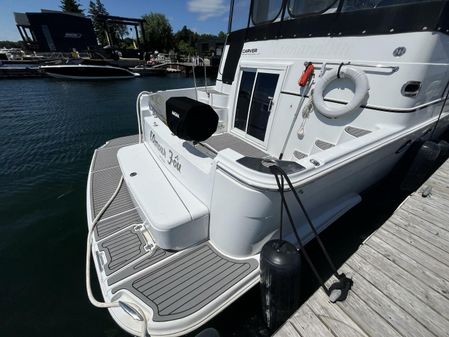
[233,69,281,146]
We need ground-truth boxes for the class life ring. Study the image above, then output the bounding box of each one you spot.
[312,66,369,118]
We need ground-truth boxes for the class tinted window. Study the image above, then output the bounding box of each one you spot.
[252,0,284,25]
[247,73,279,141]
[230,0,251,31]
[288,0,337,16]
[342,0,434,12]
[234,71,256,131]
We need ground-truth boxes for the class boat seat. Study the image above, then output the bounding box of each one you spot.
[117,143,209,250]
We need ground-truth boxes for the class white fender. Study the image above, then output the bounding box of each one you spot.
[312,66,370,118]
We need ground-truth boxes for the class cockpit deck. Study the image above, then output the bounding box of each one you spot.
[202,132,268,158]
[87,135,260,336]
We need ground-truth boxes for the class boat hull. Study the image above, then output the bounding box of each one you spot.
[41,65,139,80]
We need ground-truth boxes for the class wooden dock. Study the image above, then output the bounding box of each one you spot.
[274,159,449,337]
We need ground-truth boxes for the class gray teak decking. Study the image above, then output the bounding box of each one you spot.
[274,159,449,337]
[89,135,259,322]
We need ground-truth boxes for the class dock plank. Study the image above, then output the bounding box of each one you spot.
[375,227,449,282]
[366,236,449,300]
[331,287,403,337]
[275,158,449,337]
[286,304,336,337]
[308,290,369,337]
[396,209,449,240]
[381,224,449,267]
[355,244,449,319]
[340,264,432,337]
[347,252,449,337]
[390,212,449,253]
[401,200,449,233]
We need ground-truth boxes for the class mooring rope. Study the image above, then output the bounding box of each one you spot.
[85,175,148,337]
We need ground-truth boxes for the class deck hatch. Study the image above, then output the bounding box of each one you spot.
[99,226,149,276]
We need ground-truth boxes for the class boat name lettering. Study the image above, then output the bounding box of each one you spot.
[150,131,182,173]
[168,150,182,172]
[150,131,166,157]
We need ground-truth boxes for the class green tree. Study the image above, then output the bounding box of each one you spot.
[174,26,198,56]
[177,40,196,56]
[217,31,227,39]
[141,13,174,52]
[89,0,128,46]
[89,0,109,45]
[0,41,25,49]
[60,0,83,14]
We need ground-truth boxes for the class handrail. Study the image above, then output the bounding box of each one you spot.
[192,57,208,100]
[198,57,208,94]
[136,91,152,143]
[192,63,198,100]
[307,61,399,74]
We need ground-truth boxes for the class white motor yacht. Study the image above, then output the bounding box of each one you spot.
[86,1,449,336]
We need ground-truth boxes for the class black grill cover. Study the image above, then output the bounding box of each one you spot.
[166,97,219,142]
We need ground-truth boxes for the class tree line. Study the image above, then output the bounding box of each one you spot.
[60,0,226,54]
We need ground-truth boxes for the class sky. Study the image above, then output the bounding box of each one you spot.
[0,0,231,41]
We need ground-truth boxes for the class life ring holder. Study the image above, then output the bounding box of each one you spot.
[312,64,370,118]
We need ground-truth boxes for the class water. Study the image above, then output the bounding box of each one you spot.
[0,75,418,337]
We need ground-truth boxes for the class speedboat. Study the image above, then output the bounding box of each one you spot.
[41,63,139,79]
[129,65,167,77]
[86,1,449,336]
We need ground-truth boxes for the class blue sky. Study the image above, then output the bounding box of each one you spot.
[0,0,231,41]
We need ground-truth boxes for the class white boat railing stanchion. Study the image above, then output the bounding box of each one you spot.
[136,91,152,143]
[192,63,198,100]
[199,57,208,95]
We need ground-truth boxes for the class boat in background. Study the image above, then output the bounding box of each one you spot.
[40,63,139,80]
[129,65,167,77]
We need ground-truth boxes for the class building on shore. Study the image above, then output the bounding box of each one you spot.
[14,10,98,52]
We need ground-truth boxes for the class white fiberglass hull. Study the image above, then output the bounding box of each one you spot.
[41,65,139,80]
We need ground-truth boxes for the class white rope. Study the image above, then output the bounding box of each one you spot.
[85,175,148,337]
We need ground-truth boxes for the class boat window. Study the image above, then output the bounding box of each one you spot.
[342,0,434,12]
[287,0,337,17]
[251,0,284,25]
[229,0,251,31]
[235,71,256,131]
[247,73,279,141]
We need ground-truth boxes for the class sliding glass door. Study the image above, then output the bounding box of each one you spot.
[233,69,280,146]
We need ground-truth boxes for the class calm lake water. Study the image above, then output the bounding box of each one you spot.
[0,75,418,337]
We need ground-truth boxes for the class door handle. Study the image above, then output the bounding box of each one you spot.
[267,96,274,112]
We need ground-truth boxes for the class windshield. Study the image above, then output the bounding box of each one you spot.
[229,0,251,32]
[227,0,442,32]
[287,0,337,17]
[342,0,435,11]
[251,0,284,25]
